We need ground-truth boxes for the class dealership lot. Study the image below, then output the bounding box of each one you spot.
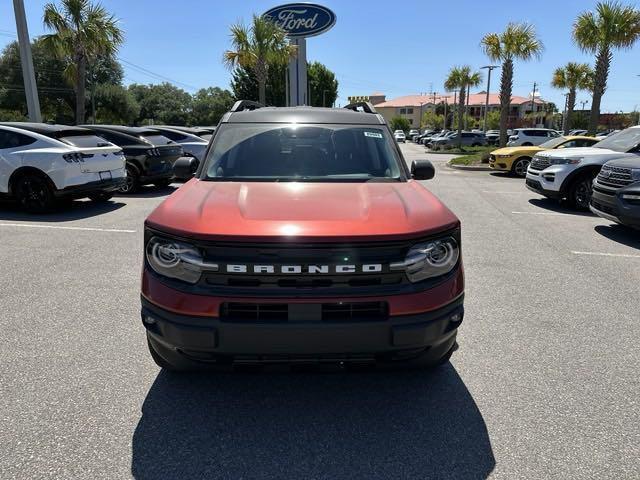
[0,142,638,479]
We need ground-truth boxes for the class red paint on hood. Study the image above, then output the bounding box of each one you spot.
[146,179,459,242]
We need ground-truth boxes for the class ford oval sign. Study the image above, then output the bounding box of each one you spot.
[264,3,336,38]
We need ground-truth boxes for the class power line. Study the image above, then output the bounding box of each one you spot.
[118,58,199,91]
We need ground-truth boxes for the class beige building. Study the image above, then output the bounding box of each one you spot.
[348,92,547,129]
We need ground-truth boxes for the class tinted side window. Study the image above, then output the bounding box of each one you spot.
[94,130,133,146]
[461,132,473,138]
[0,130,36,149]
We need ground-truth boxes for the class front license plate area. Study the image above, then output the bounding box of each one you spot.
[99,171,112,181]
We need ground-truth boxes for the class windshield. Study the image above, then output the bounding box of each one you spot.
[204,124,404,182]
[594,128,640,152]
[539,137,570,149]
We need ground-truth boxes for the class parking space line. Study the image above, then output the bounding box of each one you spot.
[511,211,568,216]
[0,223,136,233]
[571,251,640,259]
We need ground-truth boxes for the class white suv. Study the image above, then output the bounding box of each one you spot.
[508,128,560,147]
[0,123,126,212]
[526,126,640,210]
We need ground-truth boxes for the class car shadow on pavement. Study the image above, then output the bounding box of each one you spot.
[594,224,640,250]
[131,366,495,480]
[527,198,594,217]
[0,199,125,222]
[115,185,177,199]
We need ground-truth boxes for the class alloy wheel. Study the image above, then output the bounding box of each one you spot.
[514,159,530,177]
[574,180,592,209]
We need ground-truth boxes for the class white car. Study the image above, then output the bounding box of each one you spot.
[526,126,640,210]
[0,123,126,212]
[507,128,560,147]
[394,130,406,143]
[144,126,208,162]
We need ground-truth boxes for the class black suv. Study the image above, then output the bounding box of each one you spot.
[81,125,183,193]
[591,158,640,229]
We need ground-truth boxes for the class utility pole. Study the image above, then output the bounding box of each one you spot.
[480,65,499,132]
[13,0,41,122]
[443,97,448,130]
[530,81,537,127]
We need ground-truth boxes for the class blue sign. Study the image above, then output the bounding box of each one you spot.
[264,3,336,38]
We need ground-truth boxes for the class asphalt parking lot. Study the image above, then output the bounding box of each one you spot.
[1,142,638,479]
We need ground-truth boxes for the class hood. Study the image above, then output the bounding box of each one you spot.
[535,146,631,159]
[492,146,542,155]
[146,180,460,242]
[604,157,640,169]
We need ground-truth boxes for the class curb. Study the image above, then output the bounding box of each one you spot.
[447,163,493,171]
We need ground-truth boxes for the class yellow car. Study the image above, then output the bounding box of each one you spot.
[489,136,599,177]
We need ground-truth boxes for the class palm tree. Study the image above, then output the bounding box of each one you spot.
[42,0,124,124]
[444,66,482,148]
[573,2,640,135]
[551,62,593,134]
[223,15,296,105]
[481,23,543,146]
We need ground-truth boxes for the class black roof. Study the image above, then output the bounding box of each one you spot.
[165,126,214,135]
[0,122,92,137]
[79,125,160,135]
[223,106,385,125]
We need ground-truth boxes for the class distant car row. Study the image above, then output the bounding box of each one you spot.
[0,122,213,212]
[487,125,640,229]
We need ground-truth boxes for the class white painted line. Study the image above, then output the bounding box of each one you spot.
[571,251,640,259]
[482,191,522,194]
[0,222,136,233]
[511,211,568,216]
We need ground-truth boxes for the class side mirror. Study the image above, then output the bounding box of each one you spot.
[173,156,199,180]
[411,160,435,180]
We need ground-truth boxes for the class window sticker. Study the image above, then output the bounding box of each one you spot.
[364,131,383,139]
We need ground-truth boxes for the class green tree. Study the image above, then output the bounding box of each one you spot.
[481,22,544,146]
[444,65,482,147]
[190,87,235,126]
[551,62,593,134]
[421,110,444,129]
[573,1,640,134]
[93,84,139,124]
[389,116,411,133]
[485,110,501,129]
[308,61,338,107]
[128,83,192,125]
[223,15,296,104]
[230,64,287,106]
[42,0,124,124]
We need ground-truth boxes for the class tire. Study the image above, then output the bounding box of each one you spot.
[511,157,531,178]
[88,191,114,203]
[13,172,56,213]
[568,172,595,211]
[119,165,140,194]
[153,179,172,189]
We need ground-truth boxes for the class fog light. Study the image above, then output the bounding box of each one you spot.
[621,194,640,200]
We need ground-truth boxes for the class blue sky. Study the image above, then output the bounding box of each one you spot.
[1,0,639,112]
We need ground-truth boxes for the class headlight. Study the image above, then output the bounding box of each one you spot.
[146,236,218,284]
[390,237,459,283]
[548,157,582,165]
[631,168,640,181]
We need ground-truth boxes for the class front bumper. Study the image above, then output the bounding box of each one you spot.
[142,295,463,363]
[140,263,465,363]
[489,157,513,171]
[590,187,640,228]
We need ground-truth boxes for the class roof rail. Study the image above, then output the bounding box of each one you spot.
[343,101,377,114]
[230,100,264,112]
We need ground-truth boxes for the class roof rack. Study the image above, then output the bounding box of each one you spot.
[343,102,377,114]
[230,100,264,112]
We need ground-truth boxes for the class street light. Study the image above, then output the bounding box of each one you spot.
[480,65,499,132]
[12,0,41,122]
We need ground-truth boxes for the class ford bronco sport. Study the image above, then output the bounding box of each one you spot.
[141,101,464,371]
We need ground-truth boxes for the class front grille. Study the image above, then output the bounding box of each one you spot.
[596,164,633,189]
[221,301,389,322]
[530,156,549,170]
